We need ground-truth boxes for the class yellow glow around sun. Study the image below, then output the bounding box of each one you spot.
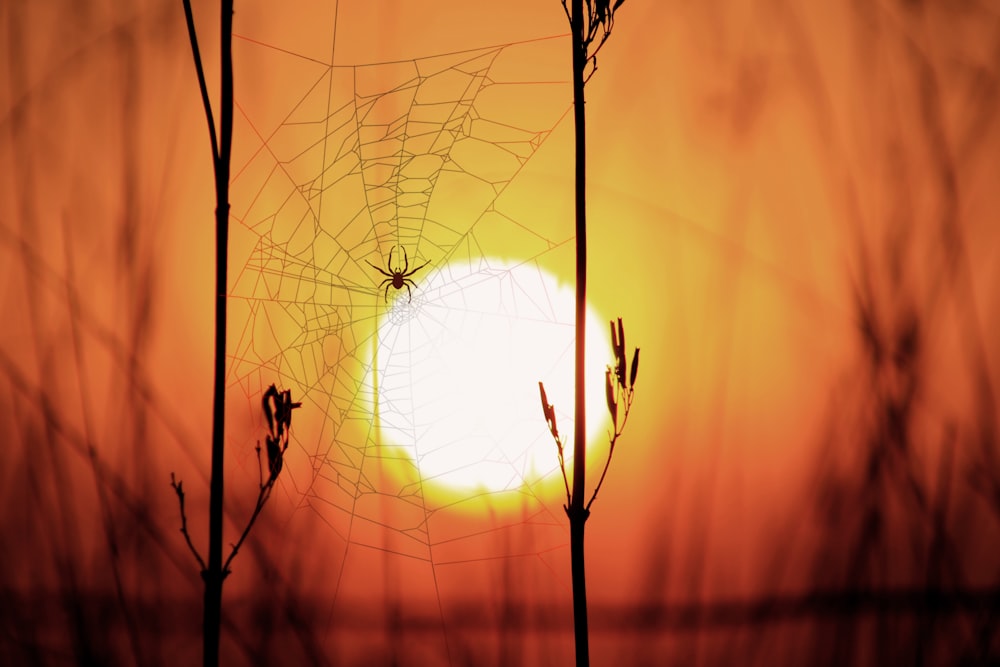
[368,257,612,498]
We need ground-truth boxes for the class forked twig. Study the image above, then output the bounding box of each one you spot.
[171,384,300,579]
[222,446,276,576]
[170,472,207,574]
[180,0,220,166]
[540,382,573,508]
[587,378,635,511]
[564,0,624,87]
[539,319,639,513]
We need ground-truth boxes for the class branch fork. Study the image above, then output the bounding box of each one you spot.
[539,317,639,514]
[171,384,301,580]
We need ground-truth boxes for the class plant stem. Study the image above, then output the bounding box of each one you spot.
[570,0,590,665]
[568,505,590,666]
[204,1,234,666]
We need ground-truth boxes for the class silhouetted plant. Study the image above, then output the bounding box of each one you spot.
[593,318,639,508]
[540,319,639,509]
[538,2,630,666]
[173,1,234,665]
[538,318,638,666]
[171,385,300,663]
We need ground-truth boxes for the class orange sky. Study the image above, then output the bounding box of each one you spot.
[2,1,999,665]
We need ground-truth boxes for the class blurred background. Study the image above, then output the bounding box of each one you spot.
[2,0,999,665]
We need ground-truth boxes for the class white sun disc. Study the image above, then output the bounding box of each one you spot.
[369,257,611,495]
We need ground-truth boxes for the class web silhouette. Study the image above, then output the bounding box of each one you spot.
[226,15,595,627]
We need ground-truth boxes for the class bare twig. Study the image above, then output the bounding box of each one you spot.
[222,463,274,577]
[587,387,635,511]
[221,385,299,576]
[583,58,599,86]
[170,382,297,665]
[170,472,207,574]
[180,0,220,166]
[563,0,622,89]
[540,382,572,507]
[555,434,572,508]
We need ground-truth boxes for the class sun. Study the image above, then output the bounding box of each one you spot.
[368,257,612,500]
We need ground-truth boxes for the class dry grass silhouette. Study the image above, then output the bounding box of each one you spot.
[1,1,998,666]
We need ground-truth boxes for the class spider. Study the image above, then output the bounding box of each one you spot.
[366,246,430,303]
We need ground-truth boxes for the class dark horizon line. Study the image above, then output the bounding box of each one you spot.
[5,584,998,634]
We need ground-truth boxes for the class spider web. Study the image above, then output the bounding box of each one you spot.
[227,13,586,647]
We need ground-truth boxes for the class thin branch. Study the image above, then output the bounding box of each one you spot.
[181,0,220,165]
[255,441,264,489]
[584,57,599,86]
[561,0,572,26]
[586,388,634,511]
[586,14,601,46]
[587,27,614,67]
[222,389,297,577]
[579,3,619,88]
[555,434,572,508]
[586,438,615,512]
[222,480,272,577]
[170,473,207,573]
[539,381,572,507]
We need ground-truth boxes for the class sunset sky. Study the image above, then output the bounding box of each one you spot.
[2,1,999,665]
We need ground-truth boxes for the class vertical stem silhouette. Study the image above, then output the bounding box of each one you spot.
[568,1,591,666]
[177,7,301,667]
[205,1,233,663]
[538,3,630,665]
[180,1,233,665]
